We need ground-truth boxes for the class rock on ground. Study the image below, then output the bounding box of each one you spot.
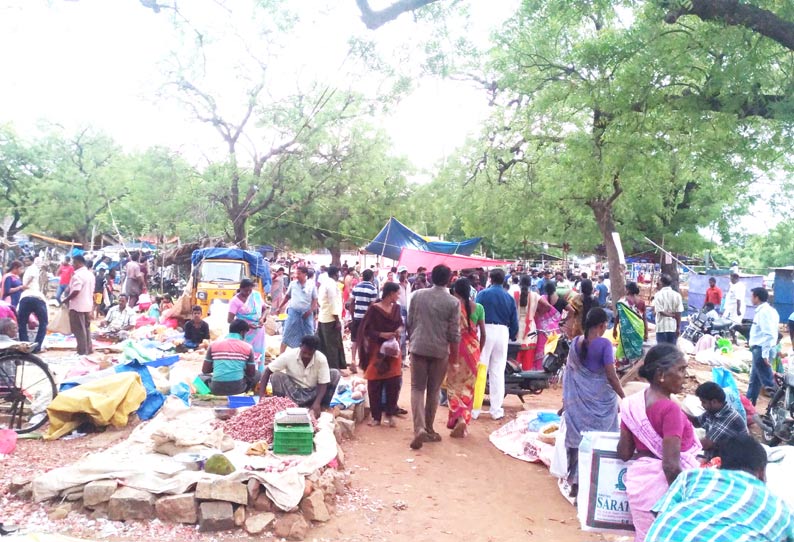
[83,480,118,507]
[155,493,197,524]
[300,490,330,522]
[107,487,155,521]
[198,501,235,532]
[335,418,355,439]
[246,478,261,502]
[274,513,309,541]
[233,504,245,527]
[244,511,275,535]
[252,493,273,512]
[195,478,248,505]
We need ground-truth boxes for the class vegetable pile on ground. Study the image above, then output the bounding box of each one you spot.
[219,396,298,443]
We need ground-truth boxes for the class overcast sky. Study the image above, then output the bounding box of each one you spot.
[0,0,516,172]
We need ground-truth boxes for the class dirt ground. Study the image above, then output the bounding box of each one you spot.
[2,339,767,542]
[311,377,595,542]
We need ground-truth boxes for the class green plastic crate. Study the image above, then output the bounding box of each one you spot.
[273,424,314,455]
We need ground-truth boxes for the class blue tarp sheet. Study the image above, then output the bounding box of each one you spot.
[364,218,481,261]
[191,248,272,293]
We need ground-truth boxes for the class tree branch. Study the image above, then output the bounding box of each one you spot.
[663,0,794,51]
[355,0,439,30]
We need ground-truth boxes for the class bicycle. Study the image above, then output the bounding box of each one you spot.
[0,343,57,433]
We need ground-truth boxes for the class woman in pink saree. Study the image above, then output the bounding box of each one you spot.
[617,344,701,542]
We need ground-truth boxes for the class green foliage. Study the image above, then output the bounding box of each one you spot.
[712,220,794,273]
[250,122,412,260]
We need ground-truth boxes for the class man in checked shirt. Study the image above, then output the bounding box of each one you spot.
[688,381,748,459]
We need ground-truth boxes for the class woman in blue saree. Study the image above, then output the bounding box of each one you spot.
[228,278,266,369]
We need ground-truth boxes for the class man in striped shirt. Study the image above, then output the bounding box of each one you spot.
[647,434,794,542]
[201,319,259,396]
[349,268,378,371]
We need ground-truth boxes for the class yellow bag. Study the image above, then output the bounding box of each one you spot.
[473,363,488,410]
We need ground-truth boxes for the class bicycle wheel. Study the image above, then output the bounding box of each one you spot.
[0,352,57,433]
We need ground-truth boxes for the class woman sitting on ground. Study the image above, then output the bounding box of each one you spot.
[358,281,403,427]
[617,343,701,542]
[562,307,624,496]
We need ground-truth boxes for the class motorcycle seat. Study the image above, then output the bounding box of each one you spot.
[710,319,733,330]
[517,370,550,379]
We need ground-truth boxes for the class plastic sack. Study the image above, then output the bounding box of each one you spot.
[528,411,561,432]
[48,306,71,335]
[473,363,487,410]
[170,381,191,407]
[0,428,18,454]
[549,417,568,479]
[712,367,747,421]
[379,338,400,357]
[577,432,634,534]
[116,360,165,420]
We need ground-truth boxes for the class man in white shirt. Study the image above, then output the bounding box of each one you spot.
[316,265,346,370]
[62,255,96,355]
[723,273,746,323]
[653,274,683,345]
[96,294,135,341]
[746,287,779,405]
[259,335,341,418]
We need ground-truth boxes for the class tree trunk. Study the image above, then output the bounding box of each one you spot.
[231,213,248,248]
[328,243,341,267]
[590,200,625,308]
[660,257,680,292]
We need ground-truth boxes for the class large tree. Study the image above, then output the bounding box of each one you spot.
[360,0,794,302]
[257,124,412,264]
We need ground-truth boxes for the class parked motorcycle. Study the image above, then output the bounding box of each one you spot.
[755,372,793,446]
[487,330,570,402]
[681,305,732,344]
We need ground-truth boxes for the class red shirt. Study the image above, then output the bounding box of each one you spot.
[705,286,723,306]
[58,264,74,286]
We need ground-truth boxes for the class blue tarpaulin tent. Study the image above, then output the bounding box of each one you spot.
[191,248,272,293]
[365,218,481,261]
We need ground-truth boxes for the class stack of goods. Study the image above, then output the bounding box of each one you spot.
[273,408,314,456]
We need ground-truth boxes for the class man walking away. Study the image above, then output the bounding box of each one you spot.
[317,266,346,370]
[349,268,378,371]
[647,435,794,542]
[475,268,518,420]
[55,257,73,303]
[124,253,145,308]
[407,264,460,450]
[746,287,779,405]
[62,255,95,355]
[653,274,683,345]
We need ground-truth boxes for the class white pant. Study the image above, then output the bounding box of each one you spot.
[480,323,509,419]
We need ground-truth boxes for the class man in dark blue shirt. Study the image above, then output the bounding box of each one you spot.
[595,275,609,307]
[475,268,519,421]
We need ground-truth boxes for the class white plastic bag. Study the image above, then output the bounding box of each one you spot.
[550,417,568,478]
[379,338,400,357]
[577,431,634,535]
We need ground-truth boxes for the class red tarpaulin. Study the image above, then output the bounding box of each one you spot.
[397,248,513,273]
